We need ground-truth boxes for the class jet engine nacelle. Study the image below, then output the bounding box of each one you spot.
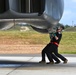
[0,0,64,33]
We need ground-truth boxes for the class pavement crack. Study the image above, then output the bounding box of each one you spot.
[6,57,34,75]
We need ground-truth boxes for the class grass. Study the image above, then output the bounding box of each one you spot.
[0,30,76,54]
[0,30,49,44]
[59,32,76,54]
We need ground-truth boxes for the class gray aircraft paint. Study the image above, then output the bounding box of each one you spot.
[0,0,64,33]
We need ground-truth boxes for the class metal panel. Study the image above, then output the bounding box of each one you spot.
[0,0,9,13]
[44,0,64,20]
[0,0,64,33]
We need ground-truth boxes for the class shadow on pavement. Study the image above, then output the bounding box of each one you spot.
[0,60,76,69]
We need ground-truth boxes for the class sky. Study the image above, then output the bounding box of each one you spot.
[59,0,76,26]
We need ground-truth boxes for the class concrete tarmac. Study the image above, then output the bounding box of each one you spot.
[0,54,76,75]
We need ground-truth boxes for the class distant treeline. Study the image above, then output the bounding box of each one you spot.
[57,23,76,31]
[9,23,76,32]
